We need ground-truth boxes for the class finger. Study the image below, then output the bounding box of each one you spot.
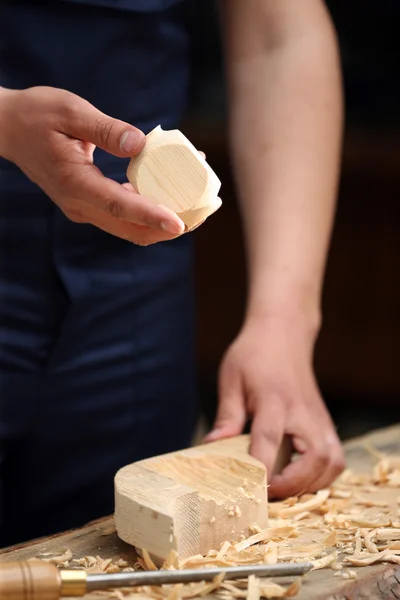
[249,395,286,483]
[198,151,206,160]
[203,363,247,443]
[67,198,181,245]
[305,435,345,493]
[65,100,146,158]
[268,432,332,498]
[71,165,185,234]
[268,456,314,499]
[123,184,208,233]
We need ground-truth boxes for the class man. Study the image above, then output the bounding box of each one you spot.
[0,0,345,547]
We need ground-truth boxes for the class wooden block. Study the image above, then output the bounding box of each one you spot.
[114,435,268,564]
[126,125,222,230]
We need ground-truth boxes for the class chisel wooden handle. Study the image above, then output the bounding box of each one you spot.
[0,560,86,600]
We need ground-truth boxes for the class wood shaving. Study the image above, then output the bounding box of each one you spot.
[268,490,330,518]
[116,560,130,568]
[387,541,400,550]
[291,512,309,522]
[262,542,278,565]
[260,578,301,598]
[181,557,234,569]
[181,573,225,598]
[330,489,352,499]
[234,528,294,552]
[162,550,180,570]
[345,550,400,566]
[278,543,328,560]
[99,524,117,536]
[36,548,73,564]
[220,581,248,598]
[216,541,232,561]
[249,524,262,534]
[393,521,400,528]
[246,575,260,600]
[166,584,184,600]
[311,552,338,570]
[142,549,158,571]
[363,530,379,554]
[342,569,357,580]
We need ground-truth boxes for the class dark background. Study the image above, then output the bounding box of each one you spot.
[182,1,400,439]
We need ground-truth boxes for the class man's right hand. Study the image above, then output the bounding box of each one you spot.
[0,86,185,245]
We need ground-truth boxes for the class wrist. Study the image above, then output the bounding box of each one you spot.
[244,273,322,342]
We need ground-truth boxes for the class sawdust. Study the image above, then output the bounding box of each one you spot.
[34,449,400,600]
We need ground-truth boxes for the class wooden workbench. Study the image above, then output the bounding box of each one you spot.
[1,424,400,600]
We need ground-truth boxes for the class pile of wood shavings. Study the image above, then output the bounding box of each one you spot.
[36,447,400,600]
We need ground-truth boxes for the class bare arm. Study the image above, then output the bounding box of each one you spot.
[220,0,343,331]
[206,0,345,497]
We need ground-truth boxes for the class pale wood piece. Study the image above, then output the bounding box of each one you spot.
[114,435,268,564]
[126,125,222,230]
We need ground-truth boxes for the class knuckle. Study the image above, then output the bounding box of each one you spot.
[59,95,85,125]
[139,208,154,228]
[104,198,123,219]
[331,450,346,474]
[99,181,126,219]
[94,118,115,149]
[255,427,281,449]
[313,447,330,470]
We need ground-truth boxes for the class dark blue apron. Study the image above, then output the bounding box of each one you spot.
[0,0,198,546]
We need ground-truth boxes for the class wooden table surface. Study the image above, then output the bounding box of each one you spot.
[1,424,400,600]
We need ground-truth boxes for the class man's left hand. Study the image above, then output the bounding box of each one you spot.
[204,314,345,499]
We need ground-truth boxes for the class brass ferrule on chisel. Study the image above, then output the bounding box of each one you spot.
[60,568,87,596]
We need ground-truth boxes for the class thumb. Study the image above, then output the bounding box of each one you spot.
[67,102,146,158]
[203,366,247,443]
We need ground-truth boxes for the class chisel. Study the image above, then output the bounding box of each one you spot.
[0,559,313,600]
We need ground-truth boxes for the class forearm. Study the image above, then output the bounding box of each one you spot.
[221,1,343,335]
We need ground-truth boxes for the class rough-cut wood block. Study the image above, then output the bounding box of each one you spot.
[114,435,268,564]
[126,125,222,230]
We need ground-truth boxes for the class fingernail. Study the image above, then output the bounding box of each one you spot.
[120,130,144,153]
[161,220,184,235]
